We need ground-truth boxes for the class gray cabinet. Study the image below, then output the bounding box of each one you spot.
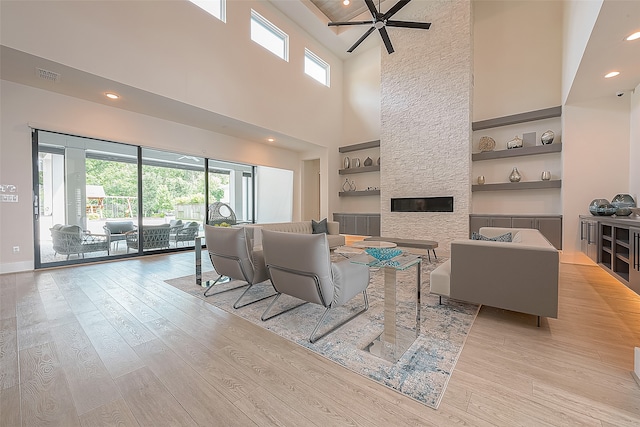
[470,214,562,249]
[630,227,640,294]
[579,217,598,262]
[333,213,380,236]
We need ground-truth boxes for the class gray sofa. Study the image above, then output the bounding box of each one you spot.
[430,227,559,320]
[245,220,345,249]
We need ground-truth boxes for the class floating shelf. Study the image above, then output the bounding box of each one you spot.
[339,165,380,175]
[339,140,380,153]
[339,190,380,197]
[472,180,562,192]
[472,106,562,131]
[472,144,562,161]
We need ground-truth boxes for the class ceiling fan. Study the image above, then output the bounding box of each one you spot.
[328,0,431,54]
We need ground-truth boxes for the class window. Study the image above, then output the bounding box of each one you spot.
[251,10,288,61]
[304,49,330,86]
[189,0,225,22]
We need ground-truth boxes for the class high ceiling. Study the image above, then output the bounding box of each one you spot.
[308,0,370,22]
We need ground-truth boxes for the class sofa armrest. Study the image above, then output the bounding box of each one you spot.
[450,239,558,318]
[327,221,340,235]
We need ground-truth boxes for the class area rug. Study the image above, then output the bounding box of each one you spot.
[165,256,479,409]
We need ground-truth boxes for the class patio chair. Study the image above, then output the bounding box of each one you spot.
[171,221,200,247]
[207,202,237,226]
[203,224,275,309]
[260,229,370,343]
[103,220,136,250]
[125,224,171,252]
[50,224,110,259]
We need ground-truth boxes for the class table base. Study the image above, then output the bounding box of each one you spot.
[365,325,418,362]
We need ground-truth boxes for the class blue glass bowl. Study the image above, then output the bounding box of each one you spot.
[365,247,402,261]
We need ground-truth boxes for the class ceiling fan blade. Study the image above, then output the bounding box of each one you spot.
[386,20,431,30]
[347,26,376,53]
[364,0,379,18]
[378,27,395,54]
[382,0,412,20]
[328,20,373,27]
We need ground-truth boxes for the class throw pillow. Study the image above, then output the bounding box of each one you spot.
[312,218,328,234]
[471,232,512,242]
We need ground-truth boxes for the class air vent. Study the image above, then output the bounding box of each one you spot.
[36,68,61,83]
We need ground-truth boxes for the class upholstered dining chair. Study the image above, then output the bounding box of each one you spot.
[260,229,370,343]
[203,224,275,309]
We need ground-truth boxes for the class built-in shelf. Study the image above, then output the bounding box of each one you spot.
[472,180,562,192]
[472,143,562,161]
[339,165,380,175]
[472,106,562,131]
[338,140,380,153]
[339,190,380,197]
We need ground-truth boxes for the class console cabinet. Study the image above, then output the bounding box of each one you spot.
[333,213,380,236]
[631,227,640,294]
[579,216,599,262]
[469,214,562,249]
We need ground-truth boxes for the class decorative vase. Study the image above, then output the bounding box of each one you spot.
[343,157,350,169]
[541,171,551,181]
[509,167,522,182]
[479,136,496,152]
[541,130,555,145]
[611,194,636,216]
[477,176,485,185]
[352,158,360,168]
[349,180,356,191]
[507,136,523,149]
[377,157,381,165]
[342,178,350,192]
[589,198,615,216]
[363,157,373,166]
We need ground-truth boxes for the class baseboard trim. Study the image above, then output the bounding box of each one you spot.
[0,261,34,275]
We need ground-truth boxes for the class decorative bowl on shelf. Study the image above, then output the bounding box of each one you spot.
[364,247,402,261]
[589,199,617,216]
[611,194,636,216]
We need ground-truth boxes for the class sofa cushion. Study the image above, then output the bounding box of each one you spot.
[471,231,512,242]
[312,218,328,234]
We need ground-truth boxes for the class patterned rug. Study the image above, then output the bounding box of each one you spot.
[165,255,478,409]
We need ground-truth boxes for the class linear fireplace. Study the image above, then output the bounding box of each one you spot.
[391,196,454,213]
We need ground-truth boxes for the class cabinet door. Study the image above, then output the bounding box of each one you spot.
[342,215,356,235]
[511,217,535,229]
[536,217,562,250]
[469,216,490,237]
[354,215,368,235]
[630,227,640,294]
[490,217,512,228]
[580,220,588,254]
[587,221,598,262]
[368,215,381,237]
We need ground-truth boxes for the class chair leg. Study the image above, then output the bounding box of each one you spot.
[203,274,249,297]
[310,290,369,344]
[233,282,277,309]
[261,293,308,321]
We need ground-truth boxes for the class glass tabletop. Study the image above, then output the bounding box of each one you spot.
[349,252,421,270]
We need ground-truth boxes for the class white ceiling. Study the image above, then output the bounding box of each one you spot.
[1,0,639,152]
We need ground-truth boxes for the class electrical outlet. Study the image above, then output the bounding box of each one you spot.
[13,246,19,253]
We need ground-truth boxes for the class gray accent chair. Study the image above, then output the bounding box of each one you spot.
[203,224,274,308]
[50,224,110,259]
[125,224,171,252]
[260,229,370,343]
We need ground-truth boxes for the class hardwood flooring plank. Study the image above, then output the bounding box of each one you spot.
[234,385,320,427]
[49,320,122,415]
[78,398,140,427]
[0,317,18,390]
[0,286,16,320]
[75,310,144,379]
[132,338,258,427]
[19,342,81,426]
[0,384,21,426]
[114,366,198,427]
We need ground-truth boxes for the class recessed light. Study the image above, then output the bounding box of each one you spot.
[105,92,119,99]
[604,71,620,79]
[626,31,640,41]
[343,0,350,5]
[267,138,275,142]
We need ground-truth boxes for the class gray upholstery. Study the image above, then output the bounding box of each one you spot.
[246,221,345,249]
[103,220,135,249]
[125,224,171,252]
[50,224,110,259]
[260,229,370,342]
[203,224,272,308]
[171,221,199,246]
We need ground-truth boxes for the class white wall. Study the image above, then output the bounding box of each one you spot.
[0,0,343,148]
[473,0,563,121]
[630,83,640,200]
[562,96,631,255]
[0,80,301,273]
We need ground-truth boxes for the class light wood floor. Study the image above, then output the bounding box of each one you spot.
[2,252,640,426]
